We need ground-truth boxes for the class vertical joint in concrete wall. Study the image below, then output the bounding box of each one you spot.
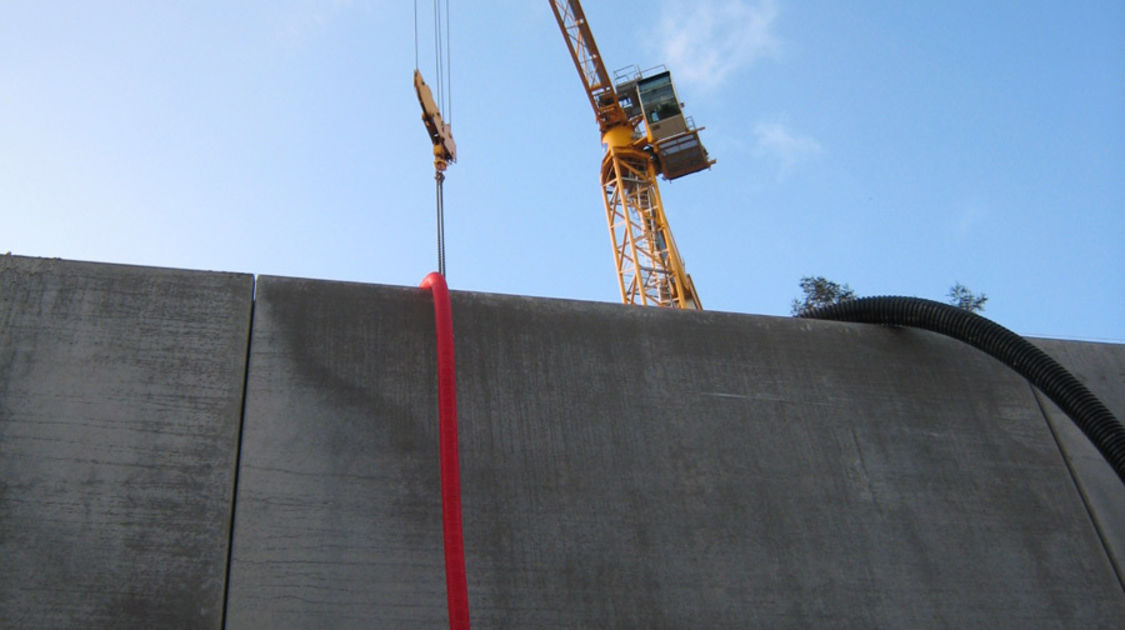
[222,277,257,627]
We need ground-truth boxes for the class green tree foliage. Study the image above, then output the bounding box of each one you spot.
[791,277,988,315]
[790,276,857,316]
[947,282,988,313]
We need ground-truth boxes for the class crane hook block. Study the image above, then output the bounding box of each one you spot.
[414,70,457,171]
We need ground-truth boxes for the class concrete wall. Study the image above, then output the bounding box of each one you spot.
[2,256,1123,628]
[0,256,252,629]
[1031,338,1125,587]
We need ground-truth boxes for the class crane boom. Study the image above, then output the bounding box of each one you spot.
[547,1,627,131]
[549,0,710,309]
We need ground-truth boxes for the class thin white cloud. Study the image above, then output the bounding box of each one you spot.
[953,197,988,238]
[653,0,780,91]
[275,0,366,45]
[753,121,822,178]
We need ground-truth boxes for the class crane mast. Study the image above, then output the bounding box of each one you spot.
[549,0,713,309]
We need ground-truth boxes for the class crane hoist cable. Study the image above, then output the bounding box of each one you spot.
[414,0,455,276]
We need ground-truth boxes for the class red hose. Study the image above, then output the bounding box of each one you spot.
[419,272,471,630]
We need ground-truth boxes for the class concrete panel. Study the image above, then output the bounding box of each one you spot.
[0,256,252,629]
[228,278,1123,628]
[1030,338,1125,586]
[226,278,448,628]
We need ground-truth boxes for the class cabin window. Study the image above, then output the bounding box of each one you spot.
[638,73,681,124]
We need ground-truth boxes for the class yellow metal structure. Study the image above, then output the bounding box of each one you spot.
[414,69,457,172]
[549,0,711,309]
[414,68,456,275]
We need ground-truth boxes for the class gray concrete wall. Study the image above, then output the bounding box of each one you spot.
[227,275,1124,628]
[3,256,1123,628]
[225,277,448,628]
[1031,338,1125,588]
[0,256,252,629]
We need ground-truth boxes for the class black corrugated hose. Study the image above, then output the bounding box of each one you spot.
[800,296,1125,487]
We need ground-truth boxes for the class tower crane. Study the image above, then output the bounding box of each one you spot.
[549,0,714,309]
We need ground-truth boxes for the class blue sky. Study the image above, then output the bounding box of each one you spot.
[3,1,1122,341]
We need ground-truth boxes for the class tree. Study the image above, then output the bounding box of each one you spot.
[790,276,857,316]
[947,282,987,313]
[791,278,989,315]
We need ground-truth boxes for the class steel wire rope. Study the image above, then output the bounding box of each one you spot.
[431,0,451,276]
[433,0,443,113]
[414,0,451,276]
[436,171,446,275]
[444,0,452,124]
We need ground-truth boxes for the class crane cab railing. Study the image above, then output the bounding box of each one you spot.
[653,127,714,180]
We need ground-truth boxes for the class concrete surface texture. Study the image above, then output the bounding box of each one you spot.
[227,275,1124,629]
[0,256,252,629]
[3,255,1123,628]
[1031,338,1125,589]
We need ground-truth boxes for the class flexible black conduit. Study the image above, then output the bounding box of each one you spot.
[800,296,1125,487]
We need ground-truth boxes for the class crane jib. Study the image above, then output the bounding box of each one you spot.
[548,0,625,129]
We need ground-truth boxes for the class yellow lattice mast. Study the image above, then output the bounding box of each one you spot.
[549,0,714,309]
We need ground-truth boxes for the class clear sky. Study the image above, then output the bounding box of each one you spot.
[3,1,1122,341]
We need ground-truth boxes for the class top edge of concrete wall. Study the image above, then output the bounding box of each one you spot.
[2,253,254,283]
[8,254,1120,348]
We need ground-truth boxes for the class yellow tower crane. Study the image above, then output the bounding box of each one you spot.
[549,0,714,309]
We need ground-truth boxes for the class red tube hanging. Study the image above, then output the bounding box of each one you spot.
[419,272,471,630]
